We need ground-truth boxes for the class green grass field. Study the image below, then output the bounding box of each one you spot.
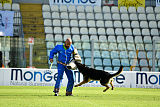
[0,86,160,107]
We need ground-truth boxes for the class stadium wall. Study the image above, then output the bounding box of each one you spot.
[0,68,160,88]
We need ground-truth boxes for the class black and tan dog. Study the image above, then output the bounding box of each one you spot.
[73,61,123,92]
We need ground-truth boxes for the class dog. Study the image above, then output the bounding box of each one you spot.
[72,61,123,92]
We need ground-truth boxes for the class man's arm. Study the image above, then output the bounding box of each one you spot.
[49,45,59,63]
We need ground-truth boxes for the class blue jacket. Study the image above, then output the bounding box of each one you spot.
[49,44,75,64]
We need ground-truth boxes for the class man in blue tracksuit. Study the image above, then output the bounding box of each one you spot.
[49,38,75,96]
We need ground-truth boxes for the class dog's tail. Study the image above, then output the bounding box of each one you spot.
[110,66,123,78]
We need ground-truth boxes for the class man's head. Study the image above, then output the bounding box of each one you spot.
[65,38,72,49]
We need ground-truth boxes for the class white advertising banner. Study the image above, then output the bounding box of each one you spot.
[49,0,101,6]
[0,11,14,36]
[156,0,160,6]
[0,68,160,89]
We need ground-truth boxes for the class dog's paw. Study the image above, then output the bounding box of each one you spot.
[74,85,79,87]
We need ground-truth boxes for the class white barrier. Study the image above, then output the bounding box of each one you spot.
[0,68,160,88]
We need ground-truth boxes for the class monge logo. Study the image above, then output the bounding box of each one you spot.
[53,0,97,4]
[11,69,55,82]
[136,73,160,85]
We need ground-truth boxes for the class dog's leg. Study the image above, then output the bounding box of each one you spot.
[75,79,89,87]
[103,84,110,92]
[110,80,114,90]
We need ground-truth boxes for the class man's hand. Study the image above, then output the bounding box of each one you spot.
[50,59,53,63]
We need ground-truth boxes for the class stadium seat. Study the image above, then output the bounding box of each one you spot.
[102,6,110,13]
[149,21,157,28]
[118,43,126,50]
[82,42,90,50]
[140,59,148,67]
[69,13,77,19]
[146,7,154,14]
[101,51,110,58]
[95,13,103,20]
[84,50,91,58]
[3,3,11,10]
[97,28,106,35]
[70,20,78,27]
[100,43,109,50]
[103,13,112,20]
[68,5,76,12]
[94,6,102,13]
[138,14,147,21]
[154,7,160,14]
[143,36,152,43]
[104,67,112,71]
[156,52,160,59]
[120,6,128,13]
[108,36,116,43]
[124,28,132,36]
[142,29,150,36]
[60,12,68,19]
[85,58,91,66]
[62,27,70,34]
[117,36,125,43]
[80,28,88,35]
[115,28,124,36]
[94,51,101,58]
[147,14,156,21]
[151,29,159,36]
[111,6,119,13]
[72,35,80,42]
[44,19,52,26]
[147,51,152,59]
[61,20,69,27]
[12,3,20,11]
[45,27,53,34]
[52,19,61,27]
[138,51,146,58]
[74,43,82,49]
[86,13,95,20]
[59,5,67,12]
[140,21,148,28]
[43,12,51,19]
[50,5,59,12]
[145,44,152,51]
[79,20,87,27]
[45,34,54,41]
[93,42,99,49]
[127,44,135,50]
[99,36,107,42]
[136,44,145,50]
[105,21,113,28]
[106,28,115,35]
[81,35,89,42]
[71,27,79,35]
[135,36,143,43]
[96,20,104,27]
[131,21,139,28]
[78,13,86,20]
[77,50,83,57]
[133,29,141,36]
[95,66,103,70]
[85,6,93,13]
[130,14,138,21]
[109,43,117,50]
[89,28,97,35]
[120,51,128,58]
[53,27,62,34]
[52,12,60,19]
[137,7,145,13]
[112,13,120,20]
[130,59,139,66]
[128,7,136,13]
[121,59,130,66]
[103,59,111,66]
[88,20,96,27]
[42,4,50,11]
[126,36,134,43]
[55,34,63,41]
[46,42,54,49]
[122,21,130,28]
[141,67,149,71]
[112,59,120,66]
[111,51,119,59]
[121,14,129,21]
[114,21,122,28]
[77,5,85,13]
